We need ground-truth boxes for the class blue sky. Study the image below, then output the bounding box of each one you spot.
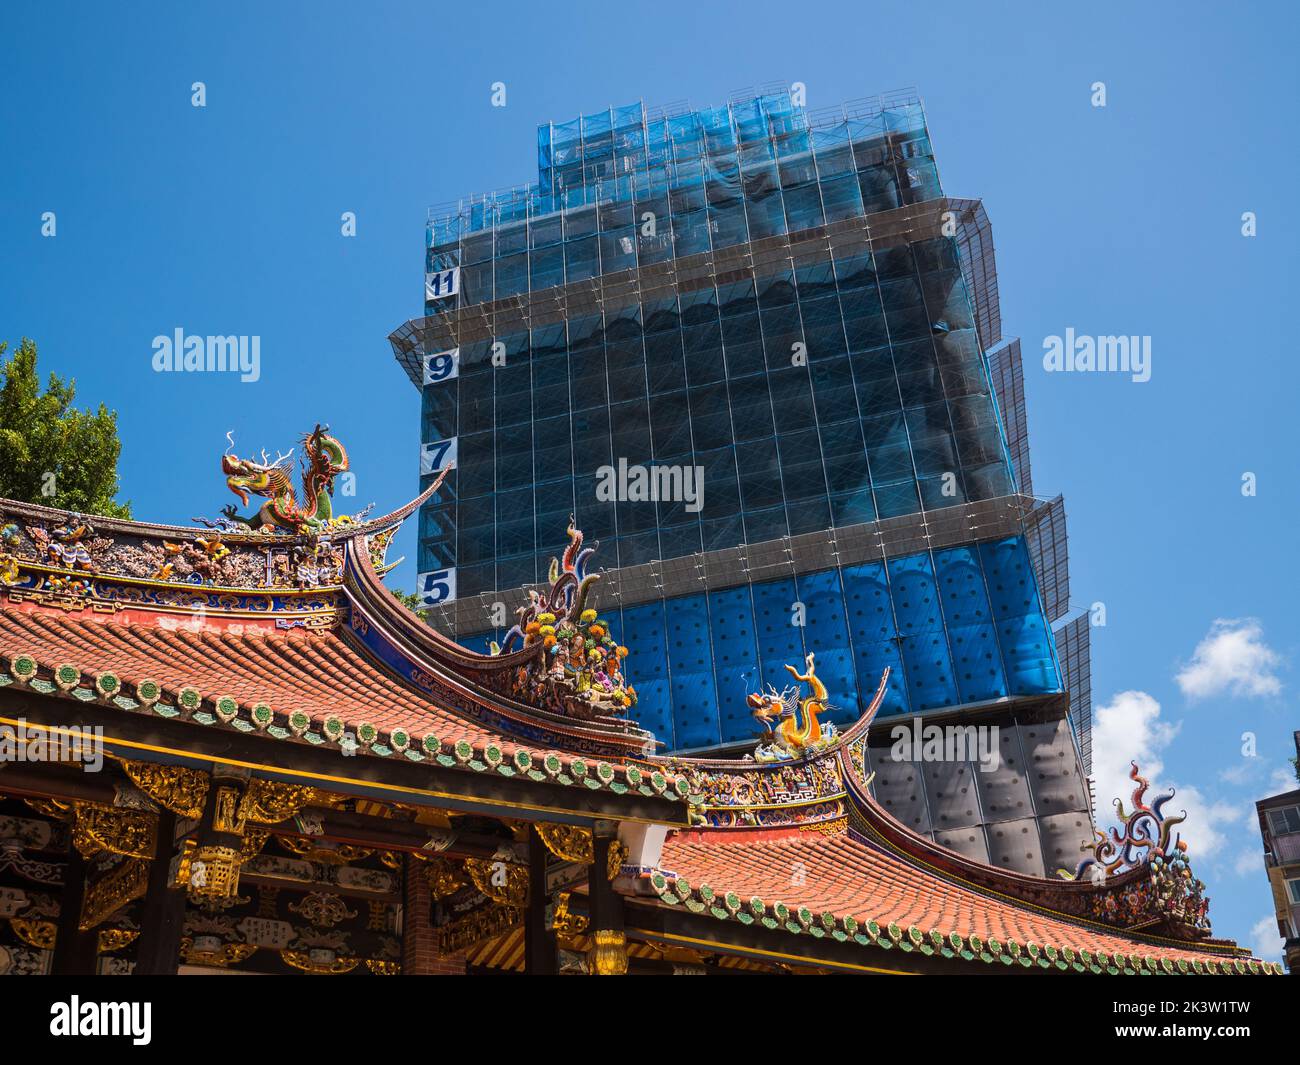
[2,0,1297,957]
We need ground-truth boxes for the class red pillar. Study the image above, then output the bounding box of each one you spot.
[402,856,466,975]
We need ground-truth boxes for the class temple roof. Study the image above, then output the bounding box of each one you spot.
[652,826,1257,972]
[0,438,1282,974]
[0,608,494,749]
[0,557,682,805]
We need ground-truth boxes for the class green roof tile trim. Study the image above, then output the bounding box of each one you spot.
[648,874,1272,975]
[9,653,39,683]
[54,663,81,691]
[6,648,687,805]
[94,671,120,699]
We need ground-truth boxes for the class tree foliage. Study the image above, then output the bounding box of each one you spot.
[390,587,427,616]
[0,338,130,518]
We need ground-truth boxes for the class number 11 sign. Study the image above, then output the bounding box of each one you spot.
[425,267,460,302]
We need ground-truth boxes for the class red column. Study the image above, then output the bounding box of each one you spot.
[402,856,466,975]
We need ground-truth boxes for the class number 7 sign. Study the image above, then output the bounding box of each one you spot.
[420,437,458,475]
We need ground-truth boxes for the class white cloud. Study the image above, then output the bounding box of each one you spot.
[1249,915,1283,961]
[1270,765,1298,793]
[1175,618,1282,701]
[1092,690,1177,814]
[1232,818,1265,877]
[1091,690,1245,859]
[1218,760,1262,786]
[1232,849,1260,877]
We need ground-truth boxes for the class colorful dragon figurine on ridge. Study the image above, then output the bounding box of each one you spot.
[748,652,837,762]
[493,519,636,720]
[214,425,352,535]
[496,518,602,653]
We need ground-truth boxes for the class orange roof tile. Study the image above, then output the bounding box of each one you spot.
[0,605,687,802]
[657,826,1267,972]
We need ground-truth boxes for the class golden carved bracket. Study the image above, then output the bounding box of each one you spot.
[423,856,463,900]
[79,858,149,931]
[98,927,140,954]
[606,840,629,880]
[240,781,320,825]
[118,759,208,819]
[535,824,628,880]
[463,857,528,906]
[11,917,57,950]
[72,803,157,860]
[553,892,588,937]
[536,823,594,864]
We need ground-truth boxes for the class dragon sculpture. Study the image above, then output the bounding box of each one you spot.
[748,652,837,762]
[215,425,352,535]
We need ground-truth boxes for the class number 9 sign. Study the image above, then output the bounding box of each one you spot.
[423,348,459,386]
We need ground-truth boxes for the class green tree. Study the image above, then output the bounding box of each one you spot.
[0,338,130,518]
[390,587,427,617]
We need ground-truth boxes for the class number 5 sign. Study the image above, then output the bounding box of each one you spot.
[417,568,457,606]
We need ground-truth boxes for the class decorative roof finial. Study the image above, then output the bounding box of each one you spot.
[748,652,838,762]
[201,424,367,535]
[494,519,636,721]
[1061,761,1211,933]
